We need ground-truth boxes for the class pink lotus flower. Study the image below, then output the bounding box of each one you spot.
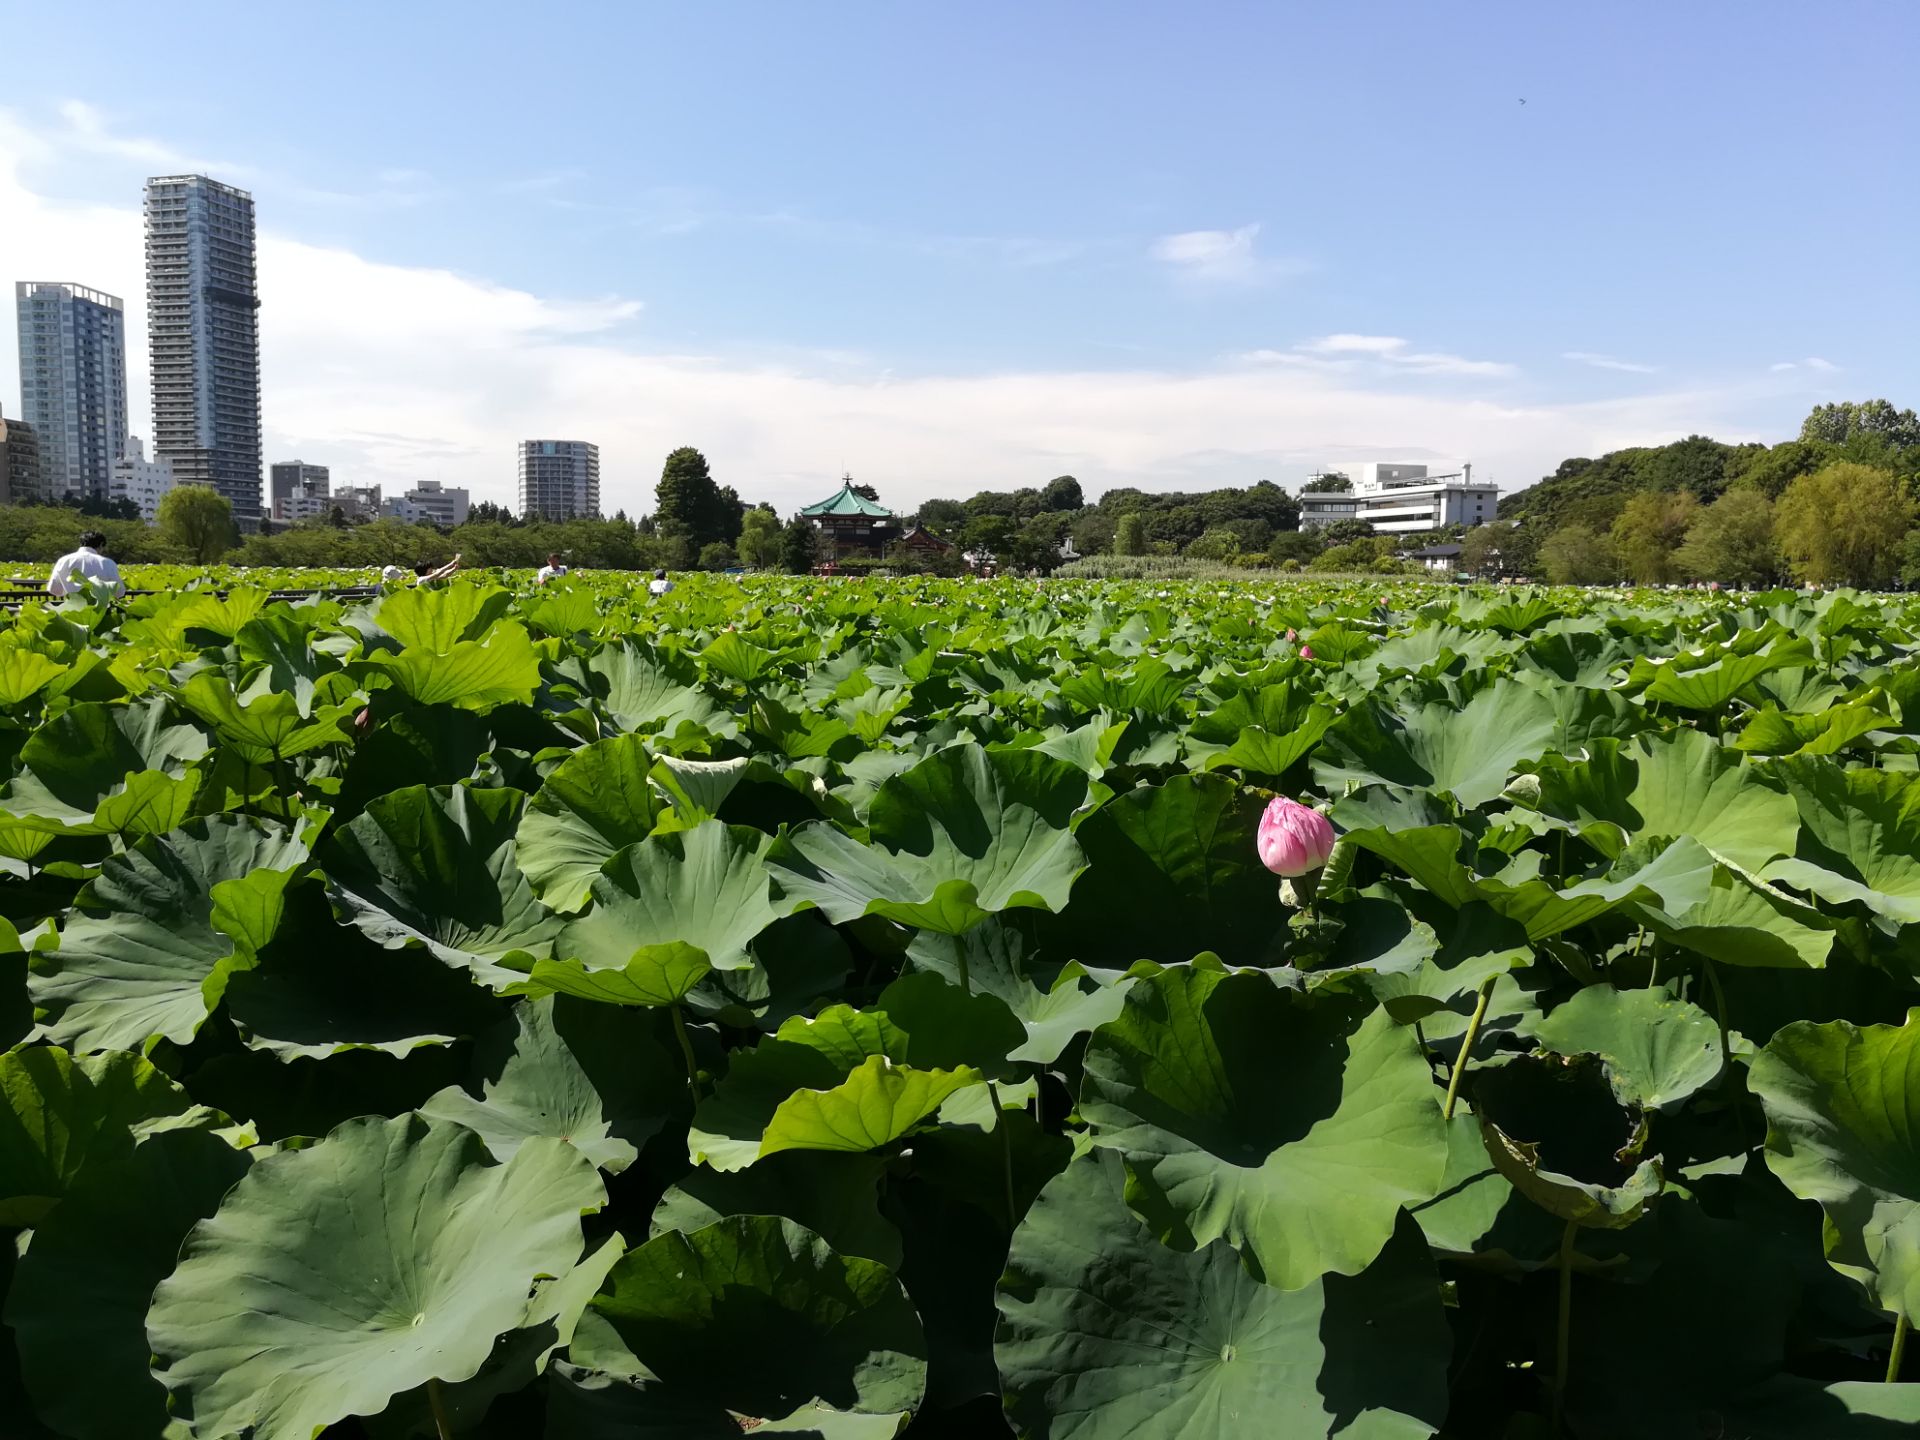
[1257,796,1336,877]
[1285,628,1298,643]
[1299,645,1315,660]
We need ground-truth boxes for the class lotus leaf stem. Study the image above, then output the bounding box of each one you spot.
[428,1377,454,1440]
[670,1002,702,1099]
[1891,1312,1910,1383]
[1443,976,1497,1121]
[987,1079,1017,1224]
[1553,1219,1578,1433]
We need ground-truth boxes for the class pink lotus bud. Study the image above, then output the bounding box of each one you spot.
[1285,628,1297,643]
[1299,645,1315,660]
[1257,796,1336,877]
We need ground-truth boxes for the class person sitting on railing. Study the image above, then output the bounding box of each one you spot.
[47,531,126,601]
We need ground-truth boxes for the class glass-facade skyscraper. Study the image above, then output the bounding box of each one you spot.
[144,174,263,527]
[13,282,129,503]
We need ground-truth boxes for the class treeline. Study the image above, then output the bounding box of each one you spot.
[1502,399,1920,588]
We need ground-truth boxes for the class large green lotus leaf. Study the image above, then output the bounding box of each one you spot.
[701,629,803,685]
[1531,984,1723,1111]
[1349,903,1531,1024]
[177,670,351,762]
[760,1054,983,1162]
[0,1045,221,1225]
[1635,634,1815,710]
[1311,679,1559,808]
[549,820,786,977]
[31,814,314,1053]
[147,1114,606,1440]
[3,698,208,830]
[908,920,1132,1066]
[1408,1111,1565,1264]
[371,618,543,711]
[1529,729,1799,872]
[997,1150,1449,1440]
[768,745,1088,936]
[1473,1056,1662,1229]
[1473,836,1718,942]
[589,1215,927,1420]
[419,995,681,1172]
[4,1127,250,1439]
[544,1365,909,1439]
[588,643,735,738]
[1721,1378,1920,1437]
[1052,773,1286,967]
[519,734,661,910]
[871,969,1026,1076]
[1184,682,1335,779]
[1630,863,1836,969]
[1081,967,1448,1289]
[374,582,513,652]
[0,645,67,707]
[652,1150,903,1267]
[325,783,562,984]
[649,754,751,826]
[91,767,203,840]
[1750,1011,1920,1319]
[1736,696,1898,757]
[1760,759,1920,924]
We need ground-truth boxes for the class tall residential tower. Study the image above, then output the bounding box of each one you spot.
[517,440,600,521]
[144,175,263,527]
[13,282,129,503]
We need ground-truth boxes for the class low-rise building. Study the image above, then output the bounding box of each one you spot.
[109,437,176,523]
[384,480,470,528]
[335,484,383,522]
[801,477,896,556]
[1300,462,1497,533]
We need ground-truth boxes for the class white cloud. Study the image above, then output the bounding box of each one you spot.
[1148,223,1301,284]
[1564,350,1658,375]
[1805,356,1838,372]
[54,100,247,177]
[0,107,1794,513]
[1769,356,1839,374]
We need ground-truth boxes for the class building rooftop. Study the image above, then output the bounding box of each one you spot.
[801,479,893,518]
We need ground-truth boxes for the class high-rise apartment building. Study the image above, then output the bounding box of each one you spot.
[269,460,330,521]
[0,405,44,506]
[517,440,599,521]
[145,175,263,528]
[13,282,129,503]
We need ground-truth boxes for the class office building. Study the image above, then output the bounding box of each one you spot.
[335,484,383,522]
[518,440,599,520]
[384,480,470,528]
[270,460,329,521]
[0,405,44,505]
[14,283,128,503]
[109,437,177,524]
[1299,462,1498,533]
[145,175,263,528]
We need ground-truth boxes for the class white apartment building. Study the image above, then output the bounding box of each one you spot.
[518,440,600,521]
[109,437,176,523]
[15,282,129,504]
[384,480,470,528]
[1299,462,1498,533]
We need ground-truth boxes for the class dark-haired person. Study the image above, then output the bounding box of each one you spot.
[47,530,126,600]
[414,553,463,587]
[536,552,568,585]
[648,568,674,597]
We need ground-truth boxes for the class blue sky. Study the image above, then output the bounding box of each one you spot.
[1,1,1913,513]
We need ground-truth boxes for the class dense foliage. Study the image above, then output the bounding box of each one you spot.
[2,570,1919,1438]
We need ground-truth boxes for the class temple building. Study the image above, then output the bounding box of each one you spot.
[800,477,897,557]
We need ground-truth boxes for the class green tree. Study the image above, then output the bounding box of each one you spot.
[961,514,1015,556]
[1728,439,1835,500]
[778,516,818,574]
[849,482,880,503]
[1800,399,1920,450]
[1674,490,1779,585]
[468,500,515,526]
[736,509,781,569]
[158,485,235,562]
[1113,512,1146,556]
[916,498,967,535]
[1459,522,1509,574]
[1008,514,1070,572]
[697,541,738,570]
[1039,475,1084,512]
[1185,527,1241,562]
[1774,462,1915,586]
[654,447,725,548]
[1539,523,1618,585]
[1301,471,1351,493]
[1610,491,1699,583]
[1267,528,1322,566]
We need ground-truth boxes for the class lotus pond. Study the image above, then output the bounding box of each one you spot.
[2,572,1919,1439]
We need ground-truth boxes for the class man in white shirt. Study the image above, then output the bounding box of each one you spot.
[648,568,674,597]
[47,532,126,600]
[536,552,569,585]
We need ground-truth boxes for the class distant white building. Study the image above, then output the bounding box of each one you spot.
[336,484,383,522]
[109,437,176,524]
[1300,462,1498,533]
[384,479,470,528]
[518,440,600,521]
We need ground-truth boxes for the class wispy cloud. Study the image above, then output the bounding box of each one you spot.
[1770,356,1839,373]
[1250,334,1516,378]
[1149,223,1300,285]
[1564,350,1658,375]
[54,100,249,177]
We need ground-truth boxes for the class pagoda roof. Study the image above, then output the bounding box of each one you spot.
[801,480,893,518]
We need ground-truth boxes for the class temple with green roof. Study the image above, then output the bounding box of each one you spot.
[800,476,897,556]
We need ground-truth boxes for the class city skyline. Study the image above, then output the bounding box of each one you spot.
[0,4,1913,518]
